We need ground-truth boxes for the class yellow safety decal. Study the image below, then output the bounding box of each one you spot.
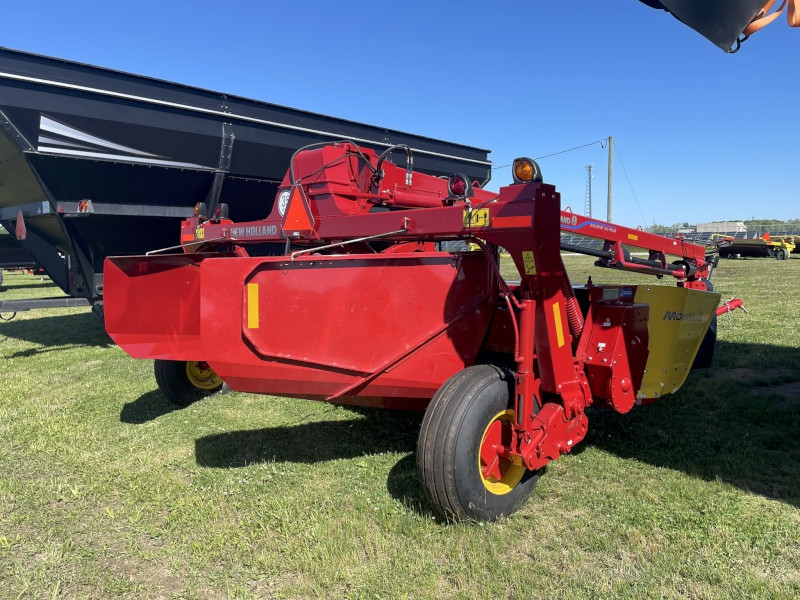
[628,233,639,241]
[195,227,205,241]
[521,251,537,275]
[552,302,565,348]
[463,208,489,228]
[247,283,259,329]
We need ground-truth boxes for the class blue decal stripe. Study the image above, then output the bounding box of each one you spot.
[562,220,614,231]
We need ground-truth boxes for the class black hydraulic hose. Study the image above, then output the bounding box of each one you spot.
[627,256,665,268]
[705,254,719,280]
[560,242,612,259]
[289,139,377,185]
[374,144,413,187]
[627,255,689,272]
[561,242,688,273]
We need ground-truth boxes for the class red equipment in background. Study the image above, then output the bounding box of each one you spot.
[105,142,744,521]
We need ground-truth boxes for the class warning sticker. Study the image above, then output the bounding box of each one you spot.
[602,287,620,300]
[463,208,489,228]
[521,251,536,275]
[195,227,205,241]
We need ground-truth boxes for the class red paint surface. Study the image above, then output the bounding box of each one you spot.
[104,142,738,473]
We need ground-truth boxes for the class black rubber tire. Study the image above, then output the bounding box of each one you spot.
[778,248,789,261]
[416,365,540,522]
[154,359,222,407]
[91,303,105,329]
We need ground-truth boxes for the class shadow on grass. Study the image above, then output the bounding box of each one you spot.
[192,340,800,510]
[0,312,112,356]
[386,453,431,513]
[580,340,800,508]
[195,409,422,468]
[120,390,182,424]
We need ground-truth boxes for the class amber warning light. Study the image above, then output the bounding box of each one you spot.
[512,158,542,185]
[194,202,208,218]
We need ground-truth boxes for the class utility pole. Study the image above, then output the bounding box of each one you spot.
[584,164,593,218]
[606,135,613,223]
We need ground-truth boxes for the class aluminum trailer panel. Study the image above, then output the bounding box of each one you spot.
[0,46,491,305]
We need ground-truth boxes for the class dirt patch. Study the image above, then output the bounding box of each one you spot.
[95,541,195,599]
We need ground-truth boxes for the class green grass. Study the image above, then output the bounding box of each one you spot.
[1,256,799,599]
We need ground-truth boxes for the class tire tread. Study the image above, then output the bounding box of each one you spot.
[154,360,220,407]
[417,365,537,522]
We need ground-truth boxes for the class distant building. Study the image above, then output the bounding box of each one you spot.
[677,228,695,234]
[696,221,747,233]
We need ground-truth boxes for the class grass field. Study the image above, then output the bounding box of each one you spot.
[1,256,799,599]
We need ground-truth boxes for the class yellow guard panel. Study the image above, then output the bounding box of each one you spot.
[634,286,720,401]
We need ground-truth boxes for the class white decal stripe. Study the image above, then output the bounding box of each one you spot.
[40,115,159,157]
[37,135,95,150]
[0,70,492,167]
[36,146,215,170]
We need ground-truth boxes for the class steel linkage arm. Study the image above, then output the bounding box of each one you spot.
[479,185,592,472]
[559,211,709,280]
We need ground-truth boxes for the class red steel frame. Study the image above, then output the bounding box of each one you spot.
[105,142,723,474]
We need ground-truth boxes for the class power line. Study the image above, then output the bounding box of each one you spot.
[493,137,649,229]
[494,139,607,170]
[613,142,648,228]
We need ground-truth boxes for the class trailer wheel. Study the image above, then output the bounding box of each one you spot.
[777,248,789,261]
[91,303,105,329]
[417,365,539,522]
[154,359,223,407]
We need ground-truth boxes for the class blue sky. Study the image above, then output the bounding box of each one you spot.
[2,1,797,227]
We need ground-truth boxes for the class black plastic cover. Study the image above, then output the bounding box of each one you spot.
[640,0,766,51]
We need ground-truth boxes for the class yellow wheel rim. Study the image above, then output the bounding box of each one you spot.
[185,361,222,390]
[478,409,526,495]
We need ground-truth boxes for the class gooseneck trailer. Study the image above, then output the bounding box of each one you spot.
[0,47,489,315]
[104,144,744,521]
